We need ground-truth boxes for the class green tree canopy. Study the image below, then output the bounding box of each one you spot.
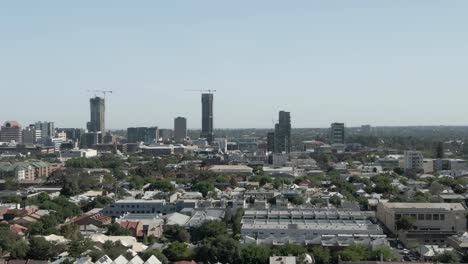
[162,242,195,262]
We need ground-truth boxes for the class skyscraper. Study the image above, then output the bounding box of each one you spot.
[35,121,55,141]
[174,117,187,143]
[201,93,214,144]
[267,132,275,152]
[87,97,105,133]
[330,122,345,145]
[274,111,291,153]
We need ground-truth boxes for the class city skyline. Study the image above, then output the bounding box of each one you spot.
[1,1,468,128]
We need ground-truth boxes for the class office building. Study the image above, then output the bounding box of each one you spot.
[377,202,467,247]
[35,121,55,141]
[84,132,102,147]
[127,127,158,144]
[404,151,424,171]
[274,111,291,153]
[0,121,22,143]
[174,117,187,143]
[22,127,35,144]
[267,132,275,152]
[330,122,345,145]
[59,128,83,143]
[159,129,173,143]
[87,96,105,133]
[201,93,214,144]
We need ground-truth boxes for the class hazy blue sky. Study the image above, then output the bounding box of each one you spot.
[1,1,467,129]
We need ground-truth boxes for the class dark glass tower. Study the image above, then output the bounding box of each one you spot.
[201,93,214,144]
[87,97,105,132]
[274,111,291,153]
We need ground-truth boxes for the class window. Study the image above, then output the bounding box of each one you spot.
[418,214,424,220]
[395,214,402,220]
[410,214,417,219]
[433,214,439,220]
[425,214,432,220]
[440,214,445,221]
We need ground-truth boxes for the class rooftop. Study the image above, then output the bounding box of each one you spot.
[381,202,466,211]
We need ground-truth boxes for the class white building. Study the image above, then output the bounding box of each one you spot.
[404,151,424,171]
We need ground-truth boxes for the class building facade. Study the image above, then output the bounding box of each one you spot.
[274,111,291,153]
[376,202,468,247]
[87,96,105,133]
[0,121,22,143]
[330,122,345,145]
[404,151,424,171]
[35,121,55,142]
[201,93,214,144]
[127,127,159,144]
[174,117,187,143]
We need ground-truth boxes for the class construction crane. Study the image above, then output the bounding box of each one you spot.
[185,89,217,94]
[87,90,113,98]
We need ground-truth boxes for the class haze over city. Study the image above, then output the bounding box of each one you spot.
[1,1,468,129]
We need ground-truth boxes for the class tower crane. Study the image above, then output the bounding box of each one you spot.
[87,90,114,98]
[185,89,217,94]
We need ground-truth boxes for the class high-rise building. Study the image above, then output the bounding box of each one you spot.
[87,96,105,133]
[274,111,291,153]
[267,132,275,152]
[201,93,214,144]
[59,128,83,143]
[127,127,159,144]
[159,129,173,143]
[174,117,187,143]
[0,121,22,143]
[330,122,345,145]
[35,121,55,142]
[22,127,35,144]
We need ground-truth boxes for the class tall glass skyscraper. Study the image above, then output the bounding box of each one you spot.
[201,93,214,144]
[87,97,105,133]
[274,111,291,153]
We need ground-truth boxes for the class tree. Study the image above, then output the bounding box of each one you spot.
[162,242,194,262]
[370,246,399,262]
[38,192,50,203]
[0,226,29,259]
[196,236,241,264]
[60,224,82,240]
[435,251,460,263]
[271,244,307,257]
[192,220,227,242]
[288,196,305,205]
[329,195,341,206]
[27,237,56,260]
[240,244,271,264]
[139,249,169,264]
[339,244,371,262]
[106,223,132,236]
[395,215,415,231]
[68,238,94,258]
[82,195,114,212]
[9,240,29,259]
[232,208,245,238]
[311,246,331,264]
[102,241,131,260]
[164,225,191,243]
[192,181,215,197]
[149,180,174,192]
[61,179,80,197]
